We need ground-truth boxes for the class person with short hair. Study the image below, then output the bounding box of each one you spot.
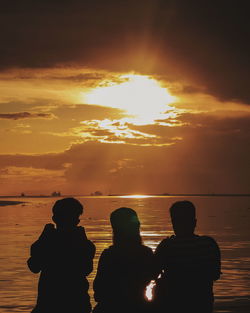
[154,201,221,313]
[27,198,95,313]
[93,207,154,313]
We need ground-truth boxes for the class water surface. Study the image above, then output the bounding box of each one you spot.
[0,196,249,313]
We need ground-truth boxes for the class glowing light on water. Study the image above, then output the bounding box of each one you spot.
[119,195,154,199]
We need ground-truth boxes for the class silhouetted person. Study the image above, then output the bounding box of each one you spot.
[93,207,154,313]
[154,201,221,313]
[27,198,95,313]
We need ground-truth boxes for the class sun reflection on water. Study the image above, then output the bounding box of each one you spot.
[119,195,155,199]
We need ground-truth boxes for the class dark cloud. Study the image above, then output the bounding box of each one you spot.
[48,73,109,83]
[177,112,250,135]
[131,111,250,140]
[0,112,55,120]
[0,101,32,113]
[176,85,205,95]
[1,1,249,103]
[0,72,106,82]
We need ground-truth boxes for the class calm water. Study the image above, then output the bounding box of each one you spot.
[0,196,249,313]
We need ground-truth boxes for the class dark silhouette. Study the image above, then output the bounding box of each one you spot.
[27,198,96,313]
[93,207,154,313]
[154,201,221,313]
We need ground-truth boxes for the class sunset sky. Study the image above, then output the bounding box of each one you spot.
[0,1,249,195]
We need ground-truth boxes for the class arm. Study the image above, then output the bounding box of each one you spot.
[27,224,55,273]
[202,236,221,281]
[93,249,110,302]
[73,226,96,276]
[82,240,96,276]
[154,238,169,279]
[144,247,156,284]
[210,238,221,281]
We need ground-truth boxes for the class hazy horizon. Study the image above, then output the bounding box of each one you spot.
[1,193,250,198]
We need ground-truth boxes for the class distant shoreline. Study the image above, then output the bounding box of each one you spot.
[108,193,250,197]
[0,193,250,199]
[0,200,25,206]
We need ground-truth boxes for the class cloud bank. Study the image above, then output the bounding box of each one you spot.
[0,1,249,104]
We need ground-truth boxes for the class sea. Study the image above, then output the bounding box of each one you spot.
[0,195,249,313]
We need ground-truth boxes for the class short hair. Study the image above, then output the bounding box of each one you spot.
[52,197,83,218]
[170,201,196,219]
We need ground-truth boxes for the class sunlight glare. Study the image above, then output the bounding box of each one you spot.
[84,74,176,123]
[119,195,154,199]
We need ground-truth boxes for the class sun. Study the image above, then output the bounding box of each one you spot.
[83,74,177,123]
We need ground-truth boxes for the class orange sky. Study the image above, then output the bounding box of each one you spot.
[0,67,249,195]
[0,1,250,195]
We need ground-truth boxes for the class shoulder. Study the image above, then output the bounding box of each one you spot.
[142,244,153,252]
[100,246,114,258]
[156,236,173,248]
[199,235,220,247]
[97,246,117,264]
[155,237,173,255]
[86,239,96,250]
[195,236,221,257]
[140,245,154,257]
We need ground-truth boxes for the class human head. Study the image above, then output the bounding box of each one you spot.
[169,201,197,237]
[110,207,141,245]
[52,197,83,230]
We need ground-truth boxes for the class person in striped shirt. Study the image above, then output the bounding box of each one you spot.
[154,201,221,313]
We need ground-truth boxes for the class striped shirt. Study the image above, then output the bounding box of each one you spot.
[154,235,221,311]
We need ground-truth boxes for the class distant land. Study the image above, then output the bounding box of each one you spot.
[1,194,250,207]
[0,200,25,206]
[0,193,250,198]
[108,193,250,197]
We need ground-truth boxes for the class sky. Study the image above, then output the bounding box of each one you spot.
[0,0,249,195]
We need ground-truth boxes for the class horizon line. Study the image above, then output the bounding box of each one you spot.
[1,193,250,198]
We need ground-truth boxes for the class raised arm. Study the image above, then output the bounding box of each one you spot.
[27,224,55,273]
[81,240,96,276]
